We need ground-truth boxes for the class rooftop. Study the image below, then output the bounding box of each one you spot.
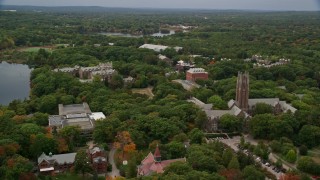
[38,152,77,165]
[89,112,106,121]
[59,103,92,116]
[187,68,207,73]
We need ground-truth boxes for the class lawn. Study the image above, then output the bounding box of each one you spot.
[19,46,53,52]
[131,87,154,98]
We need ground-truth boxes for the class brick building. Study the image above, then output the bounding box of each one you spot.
[87,147,107,173]
[38,152,76,175]
[186,68,208,82]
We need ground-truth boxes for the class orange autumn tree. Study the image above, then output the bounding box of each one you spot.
[114,131,136,158]
[57,138,69,153]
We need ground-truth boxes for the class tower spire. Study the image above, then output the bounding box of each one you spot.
[154,145,161,163]
[236,71,249,112]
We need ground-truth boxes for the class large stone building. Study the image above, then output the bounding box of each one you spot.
[48,103,105,135]
[137,146,186,176]
[234,72,297,115]
[188,97,249,132]
[189,72,296,132]
[54,63,116,82]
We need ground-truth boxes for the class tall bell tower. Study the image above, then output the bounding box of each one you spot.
[236,71,249,112]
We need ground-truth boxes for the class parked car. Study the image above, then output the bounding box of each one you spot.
[265,162,271,167]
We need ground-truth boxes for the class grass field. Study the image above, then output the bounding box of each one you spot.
[19,46,53,52]
[131,87,154,98]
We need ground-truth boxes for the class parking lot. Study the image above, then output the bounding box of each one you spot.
[209,136,284,179]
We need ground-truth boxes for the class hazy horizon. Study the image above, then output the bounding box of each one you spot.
[1,0,320,11]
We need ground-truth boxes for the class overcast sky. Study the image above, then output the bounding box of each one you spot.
[1,0,320,11]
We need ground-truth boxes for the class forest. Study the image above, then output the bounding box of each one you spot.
[0,6,320,179]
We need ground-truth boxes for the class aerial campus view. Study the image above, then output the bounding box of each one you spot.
[0,0,320,179]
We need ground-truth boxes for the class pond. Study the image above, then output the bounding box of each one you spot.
[0,61,32,105]
[98,32,143,38]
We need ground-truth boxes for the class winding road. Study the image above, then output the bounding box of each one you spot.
[107,148,120,178]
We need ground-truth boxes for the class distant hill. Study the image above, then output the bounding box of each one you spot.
[0,5,282,14]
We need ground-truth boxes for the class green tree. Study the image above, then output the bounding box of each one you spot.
[298,125,320,148]
[30,112,49,126]
[59,126,81,150]
[242,165,265,180]
[228,156,240,170]
[37,95,57,114]
[299,145,308,156]
[2,155,33,180]
[93,117,121,143]
[285,149,297,163]
[29,134,57,159]
[164,161,192,175]
[188,128,204,144]
[207,95,228,109]
[222,149,233,167]
[165,141,187,159]
[253,103,273,115]
[249,114,277,139]
[109,74,124,89]
[74,149,93,176]
[219,114,241,132]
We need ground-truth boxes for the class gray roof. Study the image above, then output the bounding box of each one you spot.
[38,152,76,165]
[93,157,106,163]
[204,106,248,119]
[59,103,92,115]
[48,115,64,126]
[279,101,297,113]
[65,118,94,130]
[248,98,296,113]
[228,99,236,108]
[205,109,232,118]
[187,97,212,110]
[248,98,280,107]
[89,147,103,154]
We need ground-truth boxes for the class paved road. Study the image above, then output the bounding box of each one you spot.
[107,148,120,178]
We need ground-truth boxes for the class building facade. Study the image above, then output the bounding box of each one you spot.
[87,147,107,173]
[38,152,76,175]
[48,103,105,136]
[137,146,186,176]
[186,68,208,82]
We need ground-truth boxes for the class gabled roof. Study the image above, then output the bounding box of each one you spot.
[138,149,186,176]
[89,147,103,155]
[228,99,236,108]
[248,98,280,107]
[279,101,297,113]
[38,152,77,165]
[141,152,154,165]
[154,146,161,158]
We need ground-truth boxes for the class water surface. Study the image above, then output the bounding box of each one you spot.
[0,61,32,105]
